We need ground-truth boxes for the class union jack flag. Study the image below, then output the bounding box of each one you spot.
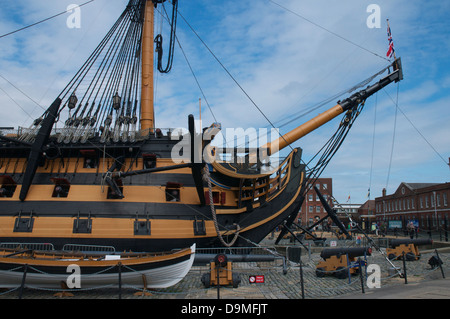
[386,24,395,59]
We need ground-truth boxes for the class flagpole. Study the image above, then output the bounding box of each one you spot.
[386,18,399,76]
[386,19,397,60]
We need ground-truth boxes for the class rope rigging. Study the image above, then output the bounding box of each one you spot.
[304,99,367,196]
[229,63,393,152]
[0,1,96,40]
[385,83,399,190]
[270,63,392,132]
[175,9,293,152]
[19,0,182,144]
[19,0,147,144]
[154,0,178,73]
[18,0,396,150]
[268,0,390,63]
[368,92,378,200]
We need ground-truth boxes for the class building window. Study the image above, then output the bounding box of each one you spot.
[308,194,313,201]
[420,197,423,208]
[425,196,429,208]
[316,206,321,213]
[407,199,410,210]
[309,206,313,213]
[323,184,328,190]
[444,193,448,206]
[437,194,441,207]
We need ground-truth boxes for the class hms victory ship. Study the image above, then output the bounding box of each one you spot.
[0,0,403,253]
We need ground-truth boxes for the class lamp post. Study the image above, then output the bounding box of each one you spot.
[434,191,438,231]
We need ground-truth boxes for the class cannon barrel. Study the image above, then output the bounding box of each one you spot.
[390,238,432,248]
[194,253,276,265]
[320,247,372,260]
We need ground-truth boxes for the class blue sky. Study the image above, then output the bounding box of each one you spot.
[0,0,449,204]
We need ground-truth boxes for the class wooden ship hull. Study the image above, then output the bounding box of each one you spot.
[0,0,403,255]
[0,244,195,289]
[0,133,305,252]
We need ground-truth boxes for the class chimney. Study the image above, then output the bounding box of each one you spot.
[382,188,386,197]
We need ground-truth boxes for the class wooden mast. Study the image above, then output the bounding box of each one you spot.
[265,104,345,155]
[140,0,155,131]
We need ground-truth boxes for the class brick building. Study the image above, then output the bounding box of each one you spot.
[357,200,375,231]
[374,182,450,230]
[298,178,333,226]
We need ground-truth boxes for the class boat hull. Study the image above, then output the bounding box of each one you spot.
[0,244,195,289]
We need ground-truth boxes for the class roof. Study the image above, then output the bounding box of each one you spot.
[377,182,449,199]
[403,183,441,191]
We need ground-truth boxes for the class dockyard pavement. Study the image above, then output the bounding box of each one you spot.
[333,277,450,299]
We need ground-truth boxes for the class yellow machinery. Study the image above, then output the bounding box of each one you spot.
[201,254,241,288]
[386,238,433,261]
[316,247,372,279]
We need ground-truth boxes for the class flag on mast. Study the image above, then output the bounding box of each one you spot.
[386,19,395,59]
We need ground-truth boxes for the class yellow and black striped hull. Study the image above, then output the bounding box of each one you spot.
[0,135,305,252]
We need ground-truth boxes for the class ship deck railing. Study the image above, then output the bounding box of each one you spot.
[0,242,117,255]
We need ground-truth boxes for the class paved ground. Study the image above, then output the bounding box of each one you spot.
[334,277,450,299]
[1,237,448,300]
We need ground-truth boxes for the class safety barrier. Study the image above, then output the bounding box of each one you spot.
[0,243,448,299]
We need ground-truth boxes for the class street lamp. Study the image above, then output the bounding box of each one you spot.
[434,191,438,231]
